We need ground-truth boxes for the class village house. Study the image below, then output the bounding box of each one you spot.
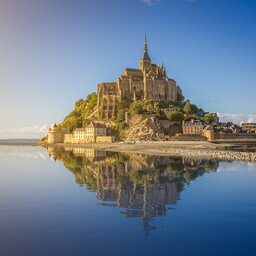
[242,123,256,133]
[181,120,215,141]
[64,122,113,144]
[182,119,206,135]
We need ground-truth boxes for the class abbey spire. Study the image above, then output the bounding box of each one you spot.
[140,34,151,70]
[144,33,148,53]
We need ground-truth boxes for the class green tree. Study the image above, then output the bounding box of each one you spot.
[190,104,199,115]
[117,108,125,121]
[204,113,214,124]
[184,101,200,115]
[183,101,191,114]
[129,101,144,114]
[167,112,184,121]
[60,92,98,130]
[197,108,205,117]
[177,86,185,102]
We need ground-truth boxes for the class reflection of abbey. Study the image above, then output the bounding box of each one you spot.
[48,147,219,233]
[97,35,180,119]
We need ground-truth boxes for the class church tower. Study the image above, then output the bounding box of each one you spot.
[140,34,151,71]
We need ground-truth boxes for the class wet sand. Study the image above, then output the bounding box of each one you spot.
[57,141,256,162]
[60,141,228,152]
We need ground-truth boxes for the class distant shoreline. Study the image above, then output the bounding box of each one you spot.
[0,139,39,146]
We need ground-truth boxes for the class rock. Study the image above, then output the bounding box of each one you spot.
[124,117,162,141]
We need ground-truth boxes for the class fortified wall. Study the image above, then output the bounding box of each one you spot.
[214,133,256,140]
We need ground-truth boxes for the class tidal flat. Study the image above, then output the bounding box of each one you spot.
[54,141,256,162]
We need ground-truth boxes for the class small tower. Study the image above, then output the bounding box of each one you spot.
[48,124,64,144]
[140,34,151,71]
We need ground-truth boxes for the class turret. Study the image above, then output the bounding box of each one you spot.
[162,63,167,78]
[47,124,65,144]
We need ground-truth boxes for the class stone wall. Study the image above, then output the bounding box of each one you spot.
[215,133,256,140]
[178,134,207,141]
[96,136,114,143]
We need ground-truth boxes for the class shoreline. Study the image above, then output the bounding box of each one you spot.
[49,141,256,162]
[0,139,39,146]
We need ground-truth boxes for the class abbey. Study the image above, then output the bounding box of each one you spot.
[97,35,180,119]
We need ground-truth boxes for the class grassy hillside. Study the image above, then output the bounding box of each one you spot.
[58,88,212,135]
[59,92,97,130]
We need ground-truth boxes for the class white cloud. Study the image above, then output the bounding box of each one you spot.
[0,147,48,160]
[142,0,161,6]
[218,113,256,125]
[0,125,49,139]
[218,162,256,172]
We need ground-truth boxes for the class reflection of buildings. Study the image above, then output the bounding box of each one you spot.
[48,147,219,233]
[98,182,179,219]
[94,154,182,219]
[73,147,106,160]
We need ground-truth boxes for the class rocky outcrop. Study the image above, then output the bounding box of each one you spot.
[124,116,162,141]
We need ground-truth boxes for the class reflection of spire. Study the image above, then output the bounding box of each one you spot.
[141,218,157,238]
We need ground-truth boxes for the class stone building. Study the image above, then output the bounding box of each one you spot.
[63,121,113,144]
[182,120,215,141]
[242,123,256,133]
[182,119,205,135]
[97,35,179,119]
[72,122,106,143]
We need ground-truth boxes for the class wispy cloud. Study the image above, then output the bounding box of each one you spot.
[0,125,49,139]
[218,162,256,172]
[218,113,256,125]
[142,0,161,6]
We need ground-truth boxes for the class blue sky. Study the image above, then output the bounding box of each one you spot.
[0,0,256,138]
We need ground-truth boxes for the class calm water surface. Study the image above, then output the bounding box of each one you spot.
[0,145,256,256]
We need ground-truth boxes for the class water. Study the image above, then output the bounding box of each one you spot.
[1,145,256,256]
